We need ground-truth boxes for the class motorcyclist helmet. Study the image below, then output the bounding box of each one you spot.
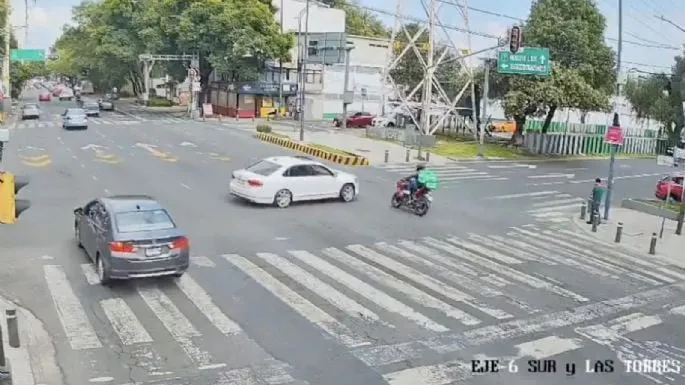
[416,164,426,172]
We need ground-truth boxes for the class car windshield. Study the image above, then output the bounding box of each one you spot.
[246,160,281,176]
[23,104,38,109]
[66,109,86,116]
[115,209,176,233]
[84,103,98,108]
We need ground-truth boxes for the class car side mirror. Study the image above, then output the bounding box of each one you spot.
[74,207,83,215]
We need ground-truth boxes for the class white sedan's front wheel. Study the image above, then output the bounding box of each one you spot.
[339,183,355,202]
[274,189,293,208]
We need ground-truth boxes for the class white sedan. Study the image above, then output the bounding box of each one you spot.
[229,156,359,208]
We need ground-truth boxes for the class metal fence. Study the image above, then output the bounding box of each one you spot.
[523,120,661,156]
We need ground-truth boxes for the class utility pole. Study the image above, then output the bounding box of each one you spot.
[419,0,435,160]
[3,0,11,116]
[278,0,284,117]
[299,0,310,142]
[604,0,622,220]
[341,46,352,128]
[464,0,481,157]
[480,59,491,157]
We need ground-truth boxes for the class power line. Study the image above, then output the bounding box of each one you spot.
[623,60,672,69]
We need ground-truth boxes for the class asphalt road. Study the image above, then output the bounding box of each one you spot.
[1,89,684,385]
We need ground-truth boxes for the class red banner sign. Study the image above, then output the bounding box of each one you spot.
[604,125,624,145]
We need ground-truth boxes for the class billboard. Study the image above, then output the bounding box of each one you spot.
[301,32,348,65]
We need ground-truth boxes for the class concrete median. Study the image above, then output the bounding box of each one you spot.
[255,132,369,166]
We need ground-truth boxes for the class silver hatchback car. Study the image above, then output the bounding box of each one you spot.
[74,195,190,285]
[62,108,88,130]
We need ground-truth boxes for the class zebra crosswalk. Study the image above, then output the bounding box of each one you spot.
[489,190,586,223]
[34,225,685,384]
[13,116,188,129]
[375,163,509,184]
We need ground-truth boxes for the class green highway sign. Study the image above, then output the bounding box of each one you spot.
[10,49,46,62]
[497,47,551,76]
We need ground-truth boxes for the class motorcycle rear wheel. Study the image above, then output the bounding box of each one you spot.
[390,193,402,208]
[414,198,430,216]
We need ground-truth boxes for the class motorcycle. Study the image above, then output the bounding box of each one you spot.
[390,180,432,216]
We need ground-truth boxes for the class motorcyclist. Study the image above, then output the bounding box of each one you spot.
[402,164,426,199]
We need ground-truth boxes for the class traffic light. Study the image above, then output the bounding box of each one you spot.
[0,172,31,224]
[509,26,522,54]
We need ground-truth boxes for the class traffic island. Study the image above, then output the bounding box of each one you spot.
[621,198,680,220]
[255,132,370,166]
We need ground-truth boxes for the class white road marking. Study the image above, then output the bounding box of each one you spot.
[346,245,511,321]
[352,282,685,367]
[527,203,584,213]
[575,312,662,344]
[180,183,192,190]
[527,173,574,179]
[137,285,214,366]
[383,361,469,385]
[532,197,584,207]
[397,239,512,287]
[80,264,100,285]
[291,249,447,331]
[324,247,480,325]
[223,255,369,348]
[515,335,584,359]
[175,274,243,335]
[191,256,215,267]
[448,236,521,264]
[214,362,299,385]
[424,237,589,302]
[471,234,554,265]
[43,265,101,349]
[100,298,153,345]
[255,252,384,324]
[488,191,559,199]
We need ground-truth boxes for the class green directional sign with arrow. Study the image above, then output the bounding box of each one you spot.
[497,47,551,76]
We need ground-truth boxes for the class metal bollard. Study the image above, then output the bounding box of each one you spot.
[0,324,5,369]
[580,203,586,220]
[425,152,430,162]
[649,232,657,255]
[591,214,599,232]
[614,223,623,243]
[6,310,18,348]
[405,149,410,162]
[384,150,389,163]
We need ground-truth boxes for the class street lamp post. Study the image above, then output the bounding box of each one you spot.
[604,0,623,220]
[297,1,310,141]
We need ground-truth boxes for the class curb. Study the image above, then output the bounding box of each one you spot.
[620,199,679,221]
[255,132,370,166]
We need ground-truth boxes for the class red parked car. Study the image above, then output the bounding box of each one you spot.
[655,173,684,201]
[334,112,374,128]
[38,92,51,102]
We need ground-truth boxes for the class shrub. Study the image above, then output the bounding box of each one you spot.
[256,124,272,133]
[147,97,174,107]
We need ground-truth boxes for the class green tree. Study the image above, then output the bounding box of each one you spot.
[11,62,47,98]
[320,0,388,37]
[486,0,616,140]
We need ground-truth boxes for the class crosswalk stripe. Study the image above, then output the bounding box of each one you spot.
[397,239,512,287]
[474,234,555,265]
[80,263,100,285]
[375,242,504,297]
[137,285,215,367]
[382,361,470,385]
[449,236,522,264]
[531,197,584,207]
[346,244,511,321]
[515,335,584,359]
[175,274,243,336]
[295,249,449,331]
[326,246,483,325]
[216,363,302,385]
[255,252,385,324]
[575,312,662,345]
[489,191,558,199]
[100,298,153,345]
[527,202,583,214]
[223,254,369,348]
[424,237,589,302]
[43,265,102,349]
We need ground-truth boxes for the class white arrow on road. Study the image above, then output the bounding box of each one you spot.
[81,144,107,151]
[180,141,197,147]
[23,146,45,151]
[527,173,575,179]
[135,143,169,158]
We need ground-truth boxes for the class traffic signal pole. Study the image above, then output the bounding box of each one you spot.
[604,0,623,220]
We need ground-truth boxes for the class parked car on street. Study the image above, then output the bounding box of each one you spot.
[655,172,684,201]
[74,195,189,285]
[334,112,374,128]
[229,156,359,208]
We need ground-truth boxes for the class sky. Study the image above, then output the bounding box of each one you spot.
[11,0,685,75]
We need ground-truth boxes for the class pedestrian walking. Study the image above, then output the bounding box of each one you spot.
[587,178,606,225]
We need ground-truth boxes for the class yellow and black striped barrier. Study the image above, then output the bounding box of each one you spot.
[256,132,369,166]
